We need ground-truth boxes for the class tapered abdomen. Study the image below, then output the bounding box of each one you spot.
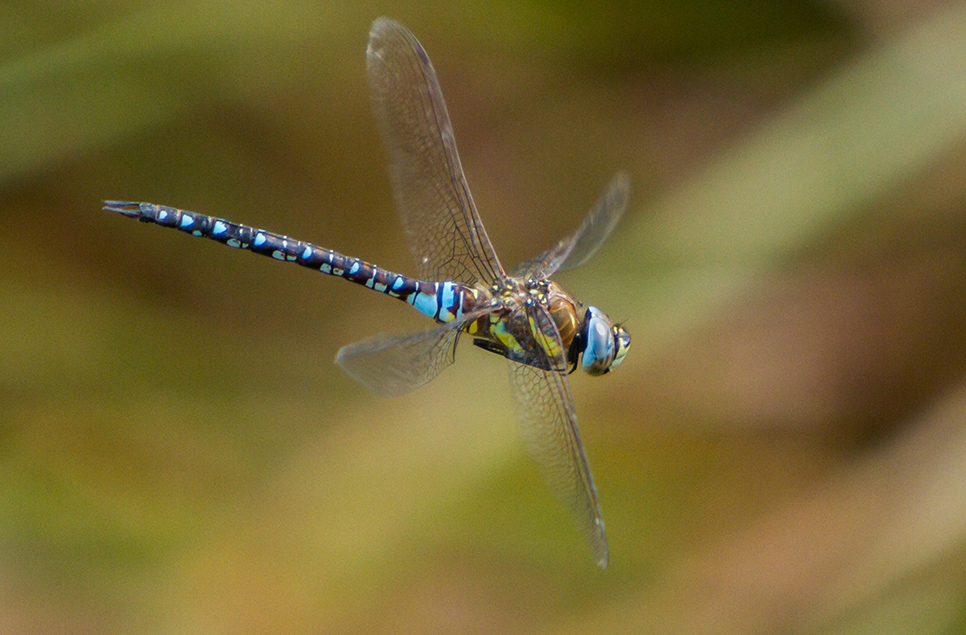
[103,201,480,323]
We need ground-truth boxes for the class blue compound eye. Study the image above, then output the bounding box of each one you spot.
[581,307,617,376]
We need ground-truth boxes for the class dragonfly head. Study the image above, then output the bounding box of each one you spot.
[578,306,631,376]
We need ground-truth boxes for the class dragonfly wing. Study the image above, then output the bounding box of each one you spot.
[335,311,487,397]
[511,172,629,280]
[367,17,503,286]
[507,304,608,567]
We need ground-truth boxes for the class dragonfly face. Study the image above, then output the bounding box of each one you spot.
[576,307,630,376]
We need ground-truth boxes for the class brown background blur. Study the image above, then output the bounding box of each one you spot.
[3,1,966,633]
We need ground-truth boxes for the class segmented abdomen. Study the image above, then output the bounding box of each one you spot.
[104,201,480,323]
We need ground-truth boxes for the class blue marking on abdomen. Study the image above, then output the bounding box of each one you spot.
[387,276,405,297]
[412,287,440,319]
[438,282,459,322]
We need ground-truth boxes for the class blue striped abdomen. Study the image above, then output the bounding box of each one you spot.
[104,201,481,323]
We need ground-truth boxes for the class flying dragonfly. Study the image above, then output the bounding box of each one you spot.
[105,17,630,567]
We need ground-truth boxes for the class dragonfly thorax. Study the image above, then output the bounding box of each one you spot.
[497,278,583,348]
[536,279,583,349]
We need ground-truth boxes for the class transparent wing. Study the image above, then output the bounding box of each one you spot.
[507,304,608,567]
[367,17,503,285]
[335,310,487,397]
[511,172,629,280]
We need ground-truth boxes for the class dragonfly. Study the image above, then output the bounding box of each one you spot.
[104,17,630,568]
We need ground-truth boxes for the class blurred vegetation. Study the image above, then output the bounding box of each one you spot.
[4,1,966,633]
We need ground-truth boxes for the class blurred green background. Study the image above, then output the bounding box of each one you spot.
[4,1,966,633]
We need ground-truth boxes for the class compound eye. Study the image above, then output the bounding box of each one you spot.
[581,307,616,376]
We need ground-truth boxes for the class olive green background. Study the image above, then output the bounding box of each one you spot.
[4,1,966,633]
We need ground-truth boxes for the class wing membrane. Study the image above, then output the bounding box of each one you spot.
[335,311,487,397]
[511,172,629,280]
[367,17,503,285]
[507,304,608,567]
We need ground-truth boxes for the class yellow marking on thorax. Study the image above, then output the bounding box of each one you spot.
[490,314,527,355]
[527,314,564,357]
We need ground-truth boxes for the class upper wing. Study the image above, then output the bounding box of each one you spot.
[511,172,629,280]
[335,311,487,397]
[507,304,608,567]
[367,17,503,286]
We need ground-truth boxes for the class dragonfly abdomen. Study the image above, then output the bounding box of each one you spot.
[104,201,479,323]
